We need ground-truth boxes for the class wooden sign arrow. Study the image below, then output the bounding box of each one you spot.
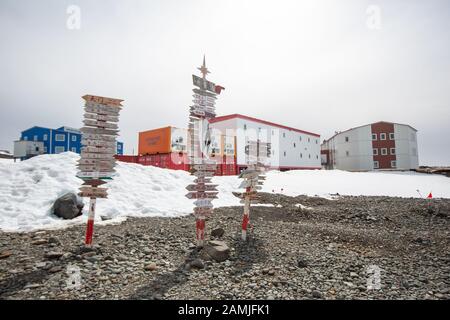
[192,99,215,107]
[82,95,123,107]
[81,127,119,136]
[81,139,117,148]
[84,105,121,116]
[78,158,116,166]
[186,184,218,192]
[194,199,214,207]
[193,88,217,98]
[185,192,218,199]
[78,190,108,199]
[82,179,107,187]
[192,170,216,178]
[192,164,217,171]
[83,120,119,129]
[194,207,213,215]
[77,171,115,179]
[82,146,115,154]
[80,152,116,160]
[194,177,212,184]
[77,165,115,172]
[82,133,116,142]
[84,113,119,122]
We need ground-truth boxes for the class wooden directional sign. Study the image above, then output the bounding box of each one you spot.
[192,164,217,171]
[83,120,119,129]
[78,165,115,172]
[78,190,108,199]
[192,75,216,93]
[78,158,116,166]
[194,207,213,215]
[194,178,212,184]
[81,127,118,136]
[186,184,218,192]
[77,171,115,179]
[82,95,123,107]
[80,152,116,160]
[190,109,215,118]
[82,133,116,142]
[193,88,217,98]
[192,99,215,107]
[81,139,117,148]
[82,146,115,154]
[193,93,216,101]
[192,170,216,178]
[82,179,107,187]
[84,113,119,122]
[85,105,120,116]
[194,199,214,208]
[185,192,218,199]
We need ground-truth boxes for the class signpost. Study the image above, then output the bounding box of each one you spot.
[185,56,224,247]
[77,94,123,247]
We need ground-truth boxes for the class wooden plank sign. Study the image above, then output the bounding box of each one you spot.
[81,127,119,136]
[193,88,217,98]
[194,177,212,184]
[81,139,117,148]
[82,133,116,142]
[83,119,119,129]
[185,192,218,199]
[193,93,216,101]
[194,199,214,208]
[77,171,116,179]
[192,170,216,178]
[192,75,216,93]
[82,179,107,187]
[82,94,123,107]
[192,164,217,171]
[82,146,116,154]
[84,104,121,116]
[186,184,218,192]
[78,187,108,198]
[84,113,119,122]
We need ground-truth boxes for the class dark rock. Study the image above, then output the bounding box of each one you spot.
[311,290,322,298]
[52,193,83,220]
[45,251,64,259]
[190,258,205,269]
[0,250,12,259]
[211,228,225,238]
[145,262,157,271]
[297,258,308,268]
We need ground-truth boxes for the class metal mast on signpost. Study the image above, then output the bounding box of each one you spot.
[185,56,224,247]
[77,95,123,246]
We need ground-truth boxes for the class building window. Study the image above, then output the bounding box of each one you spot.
[55,146,65,154]
[374,161,379,169]
[308,154,311,159]
[243,124,247,130]
[391,160,397,168]
[283,132,286,138]
[345,136,349,142]
[381,148,387,155]
[308,137,310,143]
[299,136,302,141]
[373,148,378,155]
[316,155,319,159]
[293,143,296,148]
[300,153,303,158]
[72,135,77,142]
[316,139,318,144]
[55,134,65,142]
[43,147,47,153]
[372,133,377,140]
[389,133,395,140]
[380,133,386,140]
[283,151,286,157]
[390,148,396,155]
[33,135,38,141]
[43,134,48,141]
[346,151,350,157]
[23,136,28,141]
[272,130,274,136]
[71,147,76,152]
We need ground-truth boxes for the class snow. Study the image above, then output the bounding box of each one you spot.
[0,152,449,232]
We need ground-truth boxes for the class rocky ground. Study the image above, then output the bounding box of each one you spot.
[0,193,449,300]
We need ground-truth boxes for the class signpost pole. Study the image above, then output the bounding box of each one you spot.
[242,186,251,241]
[85,197,96,246]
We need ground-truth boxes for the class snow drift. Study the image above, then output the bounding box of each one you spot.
[0,152,449,232]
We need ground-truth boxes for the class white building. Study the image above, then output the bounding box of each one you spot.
[321,121,419,171]
[209,114,321,172]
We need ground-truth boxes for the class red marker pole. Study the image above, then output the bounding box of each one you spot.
[85,197,96,246]
[242,186,251,241]
[196,217,205,247]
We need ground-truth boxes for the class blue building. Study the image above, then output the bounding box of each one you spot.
[19,126,123,157]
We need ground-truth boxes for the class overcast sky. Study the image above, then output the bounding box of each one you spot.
[0,0,449,165]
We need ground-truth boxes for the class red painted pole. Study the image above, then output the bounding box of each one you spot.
[196,217,205,247]
[242,186,251,240]
[85,197,96,246]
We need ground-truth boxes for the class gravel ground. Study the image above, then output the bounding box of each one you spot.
[0,193,449,300]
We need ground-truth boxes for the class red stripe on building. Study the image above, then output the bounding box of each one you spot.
[371,122,396,169]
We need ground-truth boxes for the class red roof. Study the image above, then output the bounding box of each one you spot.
[209,114,320,137]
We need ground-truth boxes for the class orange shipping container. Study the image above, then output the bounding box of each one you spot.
[139,127,172,155]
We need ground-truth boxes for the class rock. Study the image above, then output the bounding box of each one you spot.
[45,251,64,259]
[190,259,205,269]
[48,237,60,245]
[145,262,157,271]
[52,193,83,220]
[49,266,63,273]
[100,215,112,221]
[267,270,276,276]
[211,228,225,238]
[311,290,322,298]
[0,250,12,259]
[32,239,47,245]
[297,258,308,268]
[204,241,230,262]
